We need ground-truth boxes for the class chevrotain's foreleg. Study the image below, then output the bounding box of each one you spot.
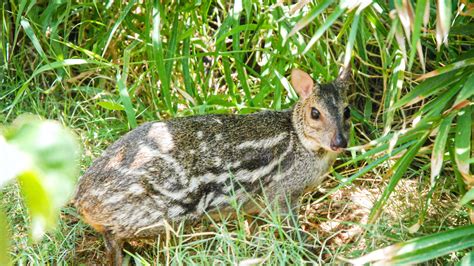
[103,231,123,266]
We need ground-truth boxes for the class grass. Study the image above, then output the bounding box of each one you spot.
[1,0,473,264]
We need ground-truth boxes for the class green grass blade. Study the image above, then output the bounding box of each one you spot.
[20,18,47,62]
[303,5,345,54]
[343,10,361,68]
[116,43,137,129]
[151,2,173,114]
[101,0,136,57]
[288,0,333,37]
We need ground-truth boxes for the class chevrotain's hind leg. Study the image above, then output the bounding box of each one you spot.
[103,231,124,266]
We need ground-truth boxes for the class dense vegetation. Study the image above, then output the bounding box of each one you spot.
[1,0,473,264]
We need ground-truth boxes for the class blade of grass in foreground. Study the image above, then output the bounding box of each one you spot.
[116,43,138,129]
[348,225,474,265]
[303,5,345,54]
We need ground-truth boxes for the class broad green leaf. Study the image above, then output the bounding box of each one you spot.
[0,137,30,186]
[349,225,474,265]
[17,170,53,239]
[97,101,125,111]
[460,188,474,206]
[4,118,80,240]
[454,105,472,180]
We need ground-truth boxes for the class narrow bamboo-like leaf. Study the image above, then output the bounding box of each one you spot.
[454,105,472,180]
[408,0,427,71]
[383,51,405,134]
[436,0,452,50]
[101,0,136,57]
[349,225,474,265]
[461,188,474,205]
[369,131,429,222]
[431,114,454,183]
[303,6,345,54]
[393,70,459,109]
[288,0,333,37]
[317,139,417,204]
[417,57,474,81]
[454,74,474,105]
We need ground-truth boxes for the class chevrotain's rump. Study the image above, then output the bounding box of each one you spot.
[73,68,351,265]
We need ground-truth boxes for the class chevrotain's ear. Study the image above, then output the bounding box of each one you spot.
[291,69,314,99]
[335,67,352,89]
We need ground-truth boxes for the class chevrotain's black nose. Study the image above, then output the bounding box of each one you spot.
[330,133,347,151]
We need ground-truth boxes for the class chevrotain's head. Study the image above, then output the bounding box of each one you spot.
[291,68,351,153]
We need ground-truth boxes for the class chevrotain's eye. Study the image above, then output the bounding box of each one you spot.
[311,107,320,120]
[344,106,350,119]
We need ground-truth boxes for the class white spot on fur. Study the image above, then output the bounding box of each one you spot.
[130,144,157,169]
[128,183,145,195]
[189,149,196,155]
[200,143,208,153]
[215,133,223,141]
[168,205,185,218]
[237,132,288,150]
[148,123,174,153]
[213,157,222,167]
[196,131,204,139]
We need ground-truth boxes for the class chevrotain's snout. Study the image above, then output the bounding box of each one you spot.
[330,132,347,151]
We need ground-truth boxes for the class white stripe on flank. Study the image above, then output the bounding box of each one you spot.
[236,132,288,150]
